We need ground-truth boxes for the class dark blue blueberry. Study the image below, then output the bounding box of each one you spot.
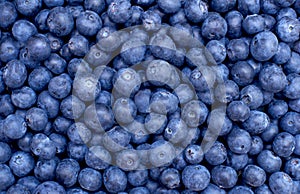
[210,0,236,13]
[240,85,263,109]
[243,111,270,135]
[103,166,127,193]
[96,27,121,52]
[34,9,50,32]
[59,43,73,61]
[103,126,131,152]
[274,0,296,7]
[0,37,20,63]
[3,60,27,89]
[11,86,37,109]
[284,158,300,180]
[255,184,273,194]
[150,90,179,115]
[12,20,37,44]
[67,188,89,194]
[182,165,210,191]
[35,158,59,181]
[25,107,48,132]
[242,14,264,35]
[227,38,249,62]
[250,31,278,61]
[273,42,291,65]
[129,187,150,194]
[211,165,237,189]
[134,89,151,114]
[269,172,293,194]
[184,0,208,23]
[145,112,167,134]
[259,63,287,93]
[60,95,85,120]
[67,142,87,161]
[17,176,40,193]
[280,111,300,135]
[202,183,226,194]
[202,12,227,40]
[28,66,52,92]
[67,0,84,5]
[84,0,106,14]
[205,141,227,165]
[273,132,296,157]
[0,2,18,29]
[227,127,252,154]
[226,151,248,170]
[229,186,254,194]
[48,73,72,100]
[0,142,11,164]
[17,132,33,152]
[67,122,92,144]
[238,0,260,15]
[9,151,35,177]
[33,181,65,194]
[53,116,72,135]
[85,145,111,170]
[230,61,255,86]
[49,133,67,154]
[261,120,279,143]
[295,134,300,155]
[283,73,300,99]
[261,0,280,15]
[142,10,162,31]
[76,10,102,37]
[227,101,250,122]
[56,159,80,188]
[43,0,64,7]
[292,181,300,194]
[15,0,42,16]
[249,136,264,155]
[157,0,181,14]
[67,5,84,19]
[44,53,67,75]
[243,165,266,187]
[159,168,180,189]
[47,7,74,37]
[214,80,239,104]
[225,11,243,38]
[25,34,52,62]
[37,91,60,119]
[0,94,14,117]
[78,168,102,191]
[3,114,27,140]
[276,17,300,43]
[68,58,92,79]
[0,164,15,191]
[30,133,56,160]
[150,33,176,62]
[276,7,297,20]
[284,51,300,74]
[68,35,89,57]
[169,10,187,26]
[128,169,148,187]
[134,0,155,6]
[173,84,195,104]
[121,39,146,65]
[164,118,188,144]
[206,40,226,64]
[108,0,132,24]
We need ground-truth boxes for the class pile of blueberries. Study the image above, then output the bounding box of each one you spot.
[1,0,300,193]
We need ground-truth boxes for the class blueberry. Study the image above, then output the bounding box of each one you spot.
[149,140,176,167]
[157,0,181,14]
[68,58,92,79]
[60,95,85,120]
[48,73,72,100]
[228,186,254,194]
[258,63,287,93]
[164,118,188,144]
[44,53,67,75]
[103,166,127,193]
[150,90,179,115]
[230,61,255,86]
[182,165,210,191]
[129,187,150,194]
[145,112,167,134]
[255,184,273,194]
[84,0,106,14]
[225,11,243,38]
[15,0,42,16]
[128,169,148,187]
[25,107,48,132]
[243,165,266,187]
[227,39,249,62]
[116,149,140,171]
[249,136,264,155]
[9,151,35,177]
[43,0,64,7]
[3,60,27,89]
[262,14,277,30]
[76,10,102,37]
[67,122,92,144]
[206,40,226,64]
[238,0,260,15]
[0,37,20,63]
[66,188,89,194]
[274,0,296,7]
[184,0,208,23]
[202,12,227,40]
[47,7,74,37]
[78,168,102,191]
[272,132,296,157]
[261,120,279,143]
[207,108,233,136]
[202,183,226,194]
[49,133,67,154]
[243,111,270,135]
[280,111,300,135]
[295,135,300,155]
[17,176,40,193]
[285,52,300,75]
[227,101,250,122]
[226,151,248,170]
[24,34,52,62]
[34,158,58,181]
[227,127,252,154]
[0,94,14,117]
[261,0,280,15]
[276,17,300,43]
[28,67,53,92]
[284,158,300,180]
[269,172,294,194]
[3,114,27,140]
[0,164,15,191]
[103,126,131,152]
[276,7,297,20]
[205,141,227,165]
[67,142,87,161]
[67,0,84,5]
[73,73,100,102]
[108,0,132,24]
[150,33,176,62]
[0,2,18,29]
[0,142,11,164]
[17,132,33,152]
[33,181,65,194]
[30,133,56,160]
[283,73,300,99]
[211,165,237,189]
[34,9,50,32]
[11,87,36,110]
[37,91,60,119]
[243,14,265,35]
[56,158,80,188]
[183,144,203,164]
[158,168,180,189]
[12,20,37,43]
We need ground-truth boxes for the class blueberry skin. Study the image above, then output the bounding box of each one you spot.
[56,159,80,188]
[0,94,14,117]
[276,17,300,43]
[0,2,18,29]
[243,165,266,187]
[184,0,208,23]
[94,65,116,92]
[273,132,296,157]
[227,127,252,154]
[269,172,294,194]
[33,181,65,194]
[11,86,37,109]
[201,12,228,40]
[47,7,74,37]
[202,183,226,194]
[227,38,249,62]
[37,91,60,119]
[67,122,91,144]
[12,20,37,43]
[262,14,277,30]
[182,100,208,127]
[272,42,291,65]
[149,140,176,168]
[145,112,167,134]
[17,176,40,193]
[44,53,67,75]
[284,158,300,180]
[9,151,35,177]
[238,0,260,16]
[225,11,243,39]
[157,0,181,14]
[182,165,210,191]
[128,169,148,187]
[17,132,33,152]
[250,31,278,61]
[7,184,30,194]
[141,10,162,31]
[108,0,132,24]
[34,9,50,32]
[85,146,111,170]
[0,164,15,191]
[243,14,265,35]
[261,120,279,143]
[49,133,66,154]
[67,0,84,5]
[240,85,263,109]
[103,126,131,152]
[3,60,27,89]
[25,107,48,132]
[15,0,42,16]
[121,39,146,65]
[43,0,64,7]
[78,168,102,191]
[211,165,237,189]
[3,114,27,140]
[84,0,106,14]
[228,186,254,194]
[103,166,127,193]
[226,151,248,170]
[76,10,102,37]
[129,187,150,194]
[30,133,56,160]
[255,184,273,194]
[164,118,188,144]
[134,89,151,114]
[159,168,180,189]
[206,40,226,64]
[243,111,270,135]
[68,58,92,79]
[113,97,137,124]
[205,141,227,166]
[25,34,52,62]
[230,61,255,86]
[149,33,176,62]
[248,136,264,155]
[66,188,89,194]
[295,135,300,155]
[280,111,300,135]
[67,142,87,161]
[48,73,72,100]
[283,73,300,99]
[150,90,179,115]
[0,37,20,63]
[184,144,203,164]
[274,0,296,7]
[28,66,52,92]
[227,101,250,122]
[276,7,297,20]
[60,95,85,120]
[210,0,236,13]
[261,0,280,15]
[285,52,300,75]
[0,142,11,164]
